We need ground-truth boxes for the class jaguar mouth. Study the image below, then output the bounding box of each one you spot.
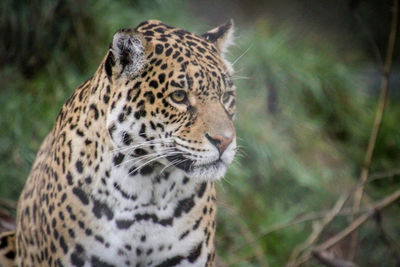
[193,159,225,170]
[166,154,226,178]
[166,154,194,172]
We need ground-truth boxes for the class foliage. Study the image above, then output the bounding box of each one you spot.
[0,0,399,266]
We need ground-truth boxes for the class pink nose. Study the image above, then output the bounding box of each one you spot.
[206,133,234,155]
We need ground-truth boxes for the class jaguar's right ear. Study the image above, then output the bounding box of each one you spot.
[105,29,146,80]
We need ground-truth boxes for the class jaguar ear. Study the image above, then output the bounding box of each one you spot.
[105,29,146,79]
[202,19,235,54]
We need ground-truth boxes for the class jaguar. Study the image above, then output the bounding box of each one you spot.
[0,19,237,267]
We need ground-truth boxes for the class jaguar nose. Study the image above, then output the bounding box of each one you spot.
[205,133,234,155]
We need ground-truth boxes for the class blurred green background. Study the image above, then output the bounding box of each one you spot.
[0,0,399,266]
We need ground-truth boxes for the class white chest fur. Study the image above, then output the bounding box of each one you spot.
[73,155,211,267]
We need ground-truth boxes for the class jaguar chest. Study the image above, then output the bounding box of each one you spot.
[67,161,216,267]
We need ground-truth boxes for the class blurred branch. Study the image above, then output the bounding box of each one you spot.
[0,207,15,232]
[228,168,399,257]
[353,12,383,67]
[0,198,17,210]
[0,198,16,233]
[287,190,351,266]
[287,1,400,262]
[290,189,400,266]
[229,165,400,266]
[228,204,357,261]
[312,250,357,267]
[375,210,400,256]
[368,169,400,182]
[317,189,400,252]
[349,0,399,259]
[286,174,387,266]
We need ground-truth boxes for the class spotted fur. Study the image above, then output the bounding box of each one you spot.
[0,231,16,266]
[0,19,237,267]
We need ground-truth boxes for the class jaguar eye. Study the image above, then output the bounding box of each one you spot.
[170,90,187,104]
[222,91,232,104]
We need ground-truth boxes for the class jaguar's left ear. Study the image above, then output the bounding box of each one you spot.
[202,19,235,54]
[105,29,147,80]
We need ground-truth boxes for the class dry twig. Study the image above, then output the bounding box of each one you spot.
[368,169,400,182]
[293,189,400,266]
[224,168,399,266]
[349,0,399,259]
[228,170,398,257]
[312,250,357,267]
[0,198,17,210]
[287,192,350,266]
[285,167,400,266]
[318,189,400,251]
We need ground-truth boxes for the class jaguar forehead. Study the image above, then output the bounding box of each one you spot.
[130,23,230,101]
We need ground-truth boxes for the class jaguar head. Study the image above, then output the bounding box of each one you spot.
[105,20,236,181]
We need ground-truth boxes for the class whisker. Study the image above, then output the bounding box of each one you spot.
[232,44,252,66]
[233,67,246,74]
[160,156,192,176]
[234,153,245,159]
[221,175,233,186]
[231,75,251,80]
[113,149,176,168]
[236,150,249,158]
[127,152,184,177]
[159,159,181,174]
